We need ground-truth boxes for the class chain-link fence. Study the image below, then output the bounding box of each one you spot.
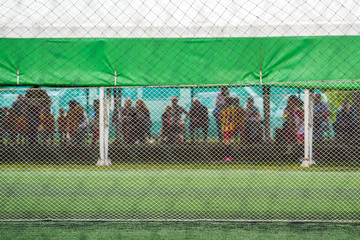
[0,85,360,221]
[1,0,360,222]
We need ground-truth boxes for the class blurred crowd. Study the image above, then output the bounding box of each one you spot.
[0,86,357,148]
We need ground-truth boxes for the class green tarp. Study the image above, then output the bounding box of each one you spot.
[0,36,359,88]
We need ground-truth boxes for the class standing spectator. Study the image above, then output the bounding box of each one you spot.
[91,100,100,148]
[134,99,151,144]
[293,98,305,163]
[160,105,172,142]
[76,103,88,144]
[169,96,189,143]
[121,98,136,144]
[25,86,51,145]
[233,97,246,145]
[219,97,235,162]
[17,109,29,144]
[66,100,82,146]
[244,97,262,144]
[189,98,209,143]
[213,87,230,141]
[313,93,331,141]
[115,105,123,143]
[57,108,67,144]
[333,100,356,143]
[283,95,298,154]
[40,107,55,144]
[112,98,122,144]
[6,108,18,144]
[0,107,8,146]
[12,94,26,117]
[56,108,68,143]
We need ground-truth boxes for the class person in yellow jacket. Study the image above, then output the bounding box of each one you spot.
[219,97,235,162]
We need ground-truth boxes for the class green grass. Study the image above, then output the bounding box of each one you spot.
[1,164,360,221]
[1,222,360,240]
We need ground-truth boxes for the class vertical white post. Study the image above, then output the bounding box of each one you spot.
[104,88,111,165]
[303,89,315,167]
[97,87,112,166]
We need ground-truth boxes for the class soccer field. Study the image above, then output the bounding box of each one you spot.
[1,164,360,221]
[2,221,360,240]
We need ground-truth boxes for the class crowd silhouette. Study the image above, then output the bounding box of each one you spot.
[0,86,357,148]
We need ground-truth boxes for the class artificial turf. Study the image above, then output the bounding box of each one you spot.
[1,221,360,240]
[1,164,360,221]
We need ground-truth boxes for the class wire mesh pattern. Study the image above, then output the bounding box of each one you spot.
[1,0,360,222]
[0,86,360,221]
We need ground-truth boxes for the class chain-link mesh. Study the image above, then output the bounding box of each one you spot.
[1,0,360,222]
[0,86,360,221]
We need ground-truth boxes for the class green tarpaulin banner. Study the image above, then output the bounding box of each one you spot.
[0,36,359,88]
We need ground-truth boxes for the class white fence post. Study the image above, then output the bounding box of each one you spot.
[97,87,112,166]
[303,89,315,167]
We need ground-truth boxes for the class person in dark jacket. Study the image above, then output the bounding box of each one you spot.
[213,87,230,141]
[333,100,356,143]
[25,86,51,145]
[189,98,209,142]
[12,94,25,117]
[121,98,136,144]
[134,99,151,143]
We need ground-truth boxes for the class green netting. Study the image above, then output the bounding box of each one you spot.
[1,36,360,88]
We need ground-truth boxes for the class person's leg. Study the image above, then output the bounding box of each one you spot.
[214,114,222,142]
[333,122,339,141]
[8,131,14,145]
[70,130,75,145]
[296,134,305,162]
[313,120,323,142]
[23,133,28,145]
[239,127,245,146]
[91,129,99,148]
[0,129,4,146]
[319,121,328,141]
[12,131,17,144]
[181,122,186,142]
[60,131,64,143]
[189,123,195,142]
[28,111,38,145]
[168,125,176,143]
[50,132,54,143]
[175,123,183,143]
[123,124,130,144]
[244,121,249,144]
[44,132,49,144]
[194,127,199,142]
[223,131,234,162]
[17,133,21,144]
[133,124,139,143]
[338,123,346,142]
[80,128,87,143]
[248,121,255,144]
[140,124,146,143]
[345,123,354,143]
[225,140,234,161]
[202,123,209,142]
[147,121,152,141]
